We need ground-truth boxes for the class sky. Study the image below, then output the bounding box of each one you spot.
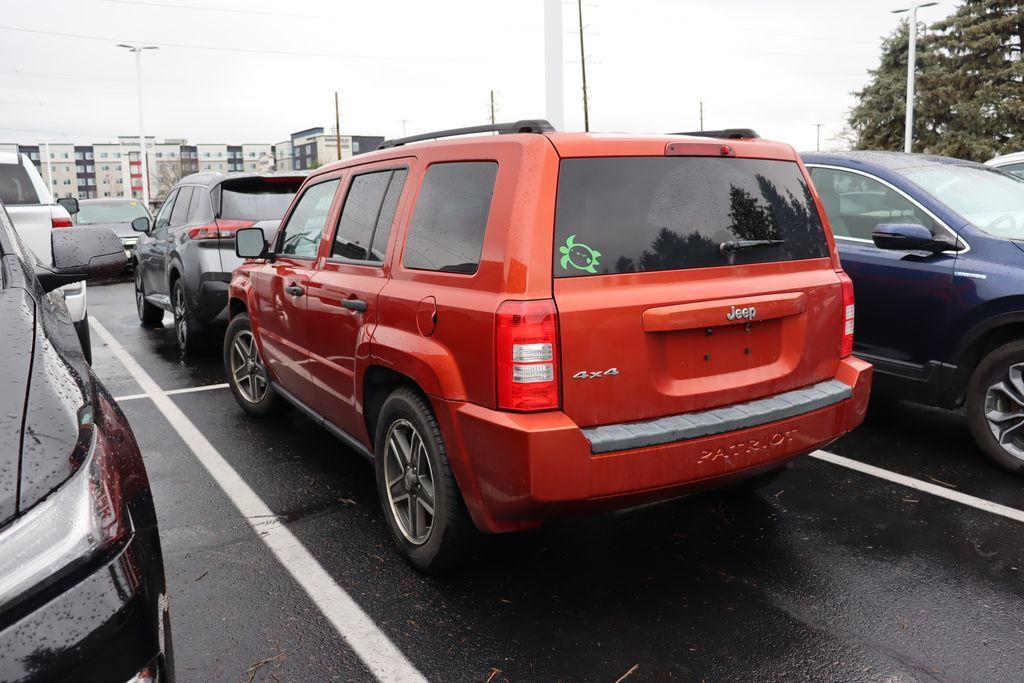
[0,0,943,151]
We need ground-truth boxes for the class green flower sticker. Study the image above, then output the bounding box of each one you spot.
[559,234,601,274]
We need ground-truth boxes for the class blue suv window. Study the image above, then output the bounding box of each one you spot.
[809,167,936,241]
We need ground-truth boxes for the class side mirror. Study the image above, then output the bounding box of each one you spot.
[236,227,268,259]
[35,228,127,292]
[872,223,962,254]
[56,197,79,215]
[131,216,151,233]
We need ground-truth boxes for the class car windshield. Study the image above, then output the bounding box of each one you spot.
[76,201,150,225]
[0,163,41,205]
[902,164,1024,240]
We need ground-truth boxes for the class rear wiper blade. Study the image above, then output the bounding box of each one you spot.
[719,239,786,254]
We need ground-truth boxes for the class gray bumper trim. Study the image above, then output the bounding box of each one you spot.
[583,379,853,454]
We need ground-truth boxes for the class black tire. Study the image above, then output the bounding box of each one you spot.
[74,314,93,364]
[172,278,204,355]
[135,267,163,326]
[223,313,285,417]
[966,341,1024,473]
[374,387,474,574]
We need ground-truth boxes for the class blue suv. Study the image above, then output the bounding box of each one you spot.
[803,151,1024,472]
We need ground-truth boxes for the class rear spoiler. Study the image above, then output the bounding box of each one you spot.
[673,129,760,140]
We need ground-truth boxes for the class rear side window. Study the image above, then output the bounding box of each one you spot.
[187,189,213,223]
[0,163,40,205]
[170,186,194,226]
[332,169,408,263]
[553,157,828,277]
[219,178,302,221]
[403,162,497,274]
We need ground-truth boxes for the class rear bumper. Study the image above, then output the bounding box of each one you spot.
[192,275,231,325]
[434,357,872,533]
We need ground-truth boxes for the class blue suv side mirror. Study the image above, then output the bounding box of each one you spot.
[873,223,962,254]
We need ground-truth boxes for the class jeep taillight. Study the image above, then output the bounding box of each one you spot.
[51,216,73,228]
[496,299,560,411]
[838,271,855,357]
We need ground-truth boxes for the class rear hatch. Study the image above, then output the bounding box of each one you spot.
[215,176,303,271]
[551,145,844,428]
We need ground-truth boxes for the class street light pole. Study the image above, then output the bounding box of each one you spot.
[118,44,158,206]
[814,123,824,151]
[892,2,937,153]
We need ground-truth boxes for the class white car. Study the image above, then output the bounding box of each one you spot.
[985,151,1024,179]
[0,152,90,360]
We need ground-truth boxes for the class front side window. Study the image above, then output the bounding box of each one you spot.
[332,169,407,262]
[403,162,497,274]
[901,164,1024,240]
[809,167,936,241]
[555,157,828,277]
[277,179,339,259]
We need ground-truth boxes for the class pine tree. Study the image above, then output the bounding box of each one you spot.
[847,1,1024,161]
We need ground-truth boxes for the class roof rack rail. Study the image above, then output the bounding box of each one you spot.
[673,128,760,140]
[378,119,555,149]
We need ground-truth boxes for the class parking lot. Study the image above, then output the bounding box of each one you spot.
[84,280,1024,682]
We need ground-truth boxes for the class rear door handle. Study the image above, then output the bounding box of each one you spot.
[341,298,367,312]
[285,284,305,297]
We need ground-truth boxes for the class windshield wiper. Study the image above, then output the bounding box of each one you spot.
[719,239,786,254]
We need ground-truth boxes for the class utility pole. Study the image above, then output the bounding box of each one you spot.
[543,0,564,130]
[490,90,496,125]
[892,2,938,153]
[577,0,590,132]
[699,101,704,131]
[815,123,824,151]
[399,119,408,137]
[334,91,342,161]
[117,43,158,206]
[43,141,52,197]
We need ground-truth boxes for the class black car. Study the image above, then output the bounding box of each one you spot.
[0,202,173,681]
[131,172,304,354]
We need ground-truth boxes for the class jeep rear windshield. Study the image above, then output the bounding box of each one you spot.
[553,157,829,277]
[218,178,303,221]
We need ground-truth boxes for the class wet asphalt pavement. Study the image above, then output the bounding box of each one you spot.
[86,280,1024,682]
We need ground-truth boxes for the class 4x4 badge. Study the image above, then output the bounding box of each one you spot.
[559,234,602,274]
[572,367,619,380]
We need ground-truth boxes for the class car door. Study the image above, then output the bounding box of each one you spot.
[307,166,409,442]
[808,165,958,367]
[140,187,178,299]
[254,177,341,409]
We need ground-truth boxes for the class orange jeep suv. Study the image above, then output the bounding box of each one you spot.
[225,121,872,572]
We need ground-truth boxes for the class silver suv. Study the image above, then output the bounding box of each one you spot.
[132,172,304,353]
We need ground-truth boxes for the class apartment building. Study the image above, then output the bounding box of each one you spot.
[278,127,384,171]
[5,126,380,205]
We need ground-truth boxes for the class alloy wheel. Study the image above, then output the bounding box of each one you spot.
[383,419,435,545]
[984,362,1024,463]
[229,330,269,404]
[173,286,188,350]
[135,269,145,319]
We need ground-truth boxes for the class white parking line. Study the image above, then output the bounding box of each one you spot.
[811,450,1024,524]
[90,317,426,683]
[114,383,230,402]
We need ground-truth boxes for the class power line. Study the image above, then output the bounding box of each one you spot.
[0,24,515,64]
[96,0,344,20]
